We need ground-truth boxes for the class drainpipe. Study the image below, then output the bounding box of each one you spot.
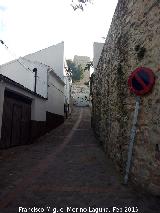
[33,68,37,93]
[46,68,49,99]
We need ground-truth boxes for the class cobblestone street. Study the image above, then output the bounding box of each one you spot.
[0,107,160,213]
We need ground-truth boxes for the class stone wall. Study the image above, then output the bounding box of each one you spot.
[91,0,160,195]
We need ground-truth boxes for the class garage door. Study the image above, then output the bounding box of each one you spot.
[1,90,31,148]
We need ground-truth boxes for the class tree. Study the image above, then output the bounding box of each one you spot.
[71,0,93,11]
[84,61,93,71]
[66,60,84,82]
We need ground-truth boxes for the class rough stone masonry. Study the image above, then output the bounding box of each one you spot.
[91,0,160,195]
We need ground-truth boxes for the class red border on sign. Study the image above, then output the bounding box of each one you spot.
[128,67,155,96]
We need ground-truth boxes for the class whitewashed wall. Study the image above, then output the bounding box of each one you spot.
[93,42,104,71]
[0,70,64,128]
[47,70,64,116]
[25,42,65,80]
[24,42,71,108]
[0,58,48,98]
[0,42,68,120]
[0,59,33,91]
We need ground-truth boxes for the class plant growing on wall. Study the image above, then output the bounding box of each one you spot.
[84,61,93,71]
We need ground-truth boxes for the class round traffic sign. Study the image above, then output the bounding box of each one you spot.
[128,67,155,96]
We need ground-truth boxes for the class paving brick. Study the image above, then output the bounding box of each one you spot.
[0,107,160,213]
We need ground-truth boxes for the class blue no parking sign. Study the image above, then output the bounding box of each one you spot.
[125,67,155,184]
[128,67,155,96]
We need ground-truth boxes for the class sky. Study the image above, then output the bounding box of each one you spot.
[0,0,118,64]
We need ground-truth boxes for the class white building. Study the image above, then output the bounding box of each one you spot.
[0,57,48,98]
[93,42,104,72]
[0,42,69,149]
[24,41,72,112]
[24,42,65,79]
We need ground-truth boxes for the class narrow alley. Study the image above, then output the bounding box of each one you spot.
[0,107,160,213]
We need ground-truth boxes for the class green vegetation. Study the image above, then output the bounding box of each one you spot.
[66,60,84,82]
[84,61,93,71]
[71,0,93,11]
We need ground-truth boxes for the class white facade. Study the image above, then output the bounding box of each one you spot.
[0,42,72,148]
[0,57,65,118]
[24,42,65,80]
[0,41,72,120]
[93,42,104,71]
[47,70,65,116]
[0,72,65,138]
[0,58,48,98]
[24,42,72,109]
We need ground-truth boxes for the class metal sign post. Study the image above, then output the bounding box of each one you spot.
[124,96,140,184]
[124,67,155,184]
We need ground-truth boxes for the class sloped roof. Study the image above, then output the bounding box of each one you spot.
[0,57,65,85]
[0,74,47,100]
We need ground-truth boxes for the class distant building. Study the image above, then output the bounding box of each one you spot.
[73,55,90,69]
[73,55,90,85]
[71,55,90,107]
[93,42,104,71]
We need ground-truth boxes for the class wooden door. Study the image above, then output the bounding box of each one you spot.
[21,102,31,145]
[1,97,13,148]
[11,104,22,146]
[1,90,31,148]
